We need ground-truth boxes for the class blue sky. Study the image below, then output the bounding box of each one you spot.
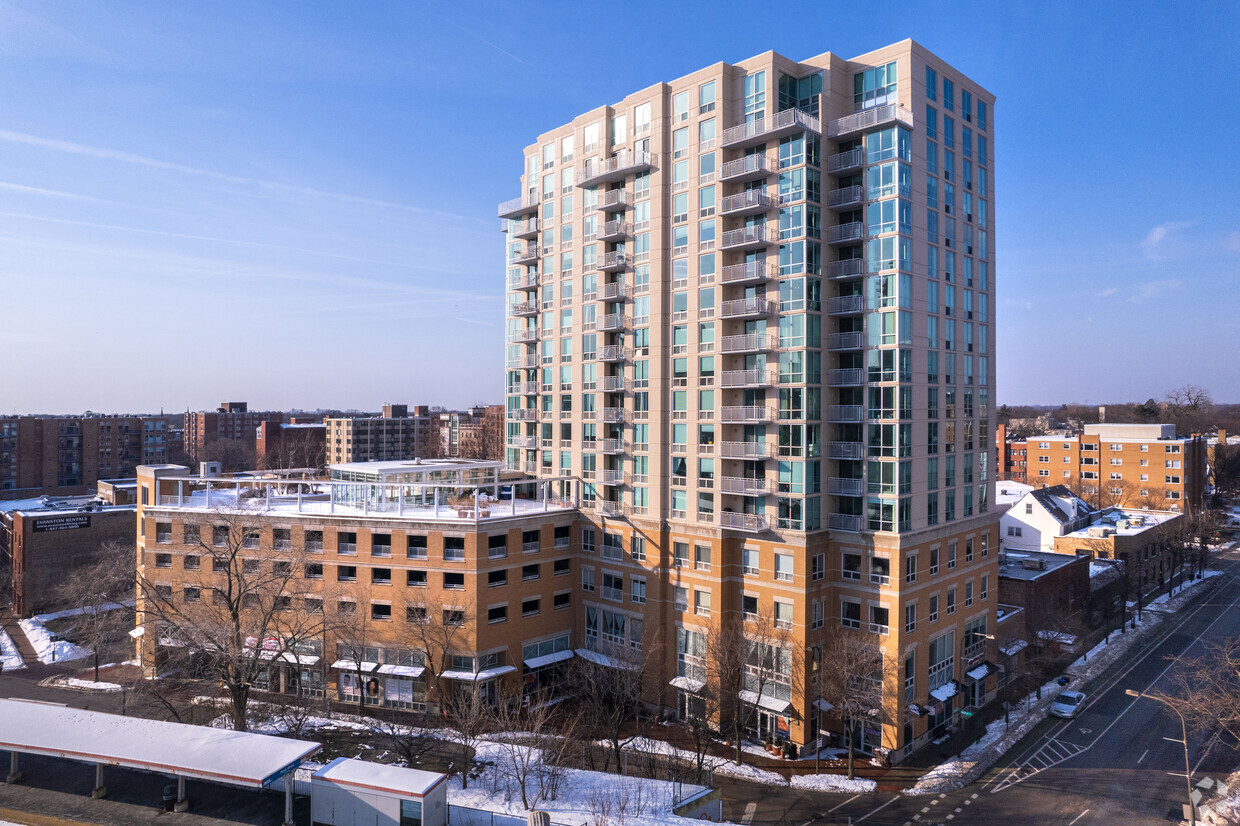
[1,0,1237,414]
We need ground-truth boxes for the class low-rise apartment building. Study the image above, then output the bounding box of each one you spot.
[324,405,440,465]
[186,402,286,464]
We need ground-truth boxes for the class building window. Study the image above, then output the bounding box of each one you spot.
[371,603,392,622]
[743,547,759,575]
[841,600,861,629]
[631,577,646,604]
[929,594,939,623]
[155,553,172,568]
[905,603,917,632]
[774,552,793,582]
[444,572,465,590]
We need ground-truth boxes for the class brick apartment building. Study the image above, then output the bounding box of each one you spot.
[324,405,441,465]
[185,402,286,464]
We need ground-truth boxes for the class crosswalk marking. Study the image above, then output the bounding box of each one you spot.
[992,739,1088,793]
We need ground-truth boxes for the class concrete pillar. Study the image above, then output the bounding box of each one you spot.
[174,775,189,812]
[91,763,106,798]
[6,751,20,783]
[283,777,294,826]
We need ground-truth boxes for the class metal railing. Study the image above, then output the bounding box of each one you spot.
[827,103,914,138]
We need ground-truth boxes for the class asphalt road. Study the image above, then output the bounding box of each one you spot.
[721,545,1240,825]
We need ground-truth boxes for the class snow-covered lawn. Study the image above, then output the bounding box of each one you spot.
[0,626,25,671]
[907,569,1223,795]
[18,617,90,664]
[789,772,878,793]
[42,675,123,693]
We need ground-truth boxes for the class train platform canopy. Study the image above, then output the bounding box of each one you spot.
[0,698,320,788]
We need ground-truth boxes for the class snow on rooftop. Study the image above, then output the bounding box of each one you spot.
[0,699,320,788]
[314,756,444,797]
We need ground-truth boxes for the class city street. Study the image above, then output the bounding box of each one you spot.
[720,546,1240,825]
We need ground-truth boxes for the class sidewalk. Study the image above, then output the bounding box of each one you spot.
[0,613,39,670]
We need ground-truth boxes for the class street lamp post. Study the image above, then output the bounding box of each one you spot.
[1126,688,1196,825]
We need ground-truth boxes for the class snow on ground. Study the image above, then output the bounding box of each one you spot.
[907,569,1223,795]
[0,626,25,671]
[43,676,123,692]
[789,772,877,793]
[1197,768,1240,824]
[17,617,90,664]
[620,736,786,786]
[34,600,133,622]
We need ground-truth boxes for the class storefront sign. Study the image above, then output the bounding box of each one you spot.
[31,514,91,532]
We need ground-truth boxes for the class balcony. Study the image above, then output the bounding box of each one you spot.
[498,195,539,219]
[720,405,775,423]
[827,185,864,210]
[719,154,775,182]
[719,190,775,217]
[720,261,776,285]
[600,251,630,271]
[828,259,865,279]
[509,436,537,449]
[597,190,632,211]
[720,332,777,354]
[826,294,864,315]
[595,469,626,486]
[599,220,630,241]
[505,217,539,239]
[520,461,539,475]
[720,225,777,251]
[720,440,772,459]
[721,108,822,149]
[827,441,865,460]
[720,296,776,319]
[828,513,864,532]
[720,368,775,388]
[578,151,658,187]
[511,245,540,265]
[599,438,627,454]
[598,345,632,362]
[508,272,541,292]
[599,312,628,332]
[507,353,538,369]
[599,375,629,392]
[826,147,864,174]
[510,381,539,396]
[827,103,915,139]
[827,405,864,423]
[510,299,539,317]
[828,331,864,350]
[720,476,772,496]
[595,500,626,518]
[828,368,865,387]
[598,281,632,301]
[602,407,627,423]
[828,477,864,496]
[825,222,864,245]
[720,511,768,532]
[509,409,539,422]
[507,327,539,344]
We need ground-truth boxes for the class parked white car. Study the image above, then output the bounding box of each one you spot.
[1049,690,1086,718]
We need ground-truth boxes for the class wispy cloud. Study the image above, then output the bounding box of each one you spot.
[442,19,525,64]
[1140,220,1192,261]
[1097,287,1118,298]
[1130,279,1180,302]
[0,129,489,226]
[0,181,117,204]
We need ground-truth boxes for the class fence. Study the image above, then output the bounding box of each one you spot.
[449,804,584,826]
[567,742,713,801]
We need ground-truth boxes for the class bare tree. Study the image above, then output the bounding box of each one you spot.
[459,407,505,461]
[138,503,337,731]
[569,626,657,773]
[486,688,580,810]
[814,626,891,779]
[55,539,135,682]
[199,436,256,473]
[1167,635,1240,740]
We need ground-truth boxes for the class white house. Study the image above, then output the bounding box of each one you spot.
[1000,485,1096,553]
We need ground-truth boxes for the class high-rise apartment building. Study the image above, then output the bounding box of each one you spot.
[501,41,999,758]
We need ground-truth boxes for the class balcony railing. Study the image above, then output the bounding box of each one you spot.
[509,409,538,422]
[511,245,540,265]
[602,407,627,423]
[720,297,776,319]
[720,225,777,250]
[598,281,631,301]
[600,251,630,271]
[509,436,537,449]
[507,353,538,369]
[826,294,865,315]
[720,511,768,532]
[597,190,632,211]
[828,368,865,387]
[720,332,777,353]
[599,438,627,454]
[719,190,775,216]
[508,272,541,292]
[507,328,539,344]
[598,345,632,362]
[720,405,775,423]
[510,381,539,395]
[722,108,821,148]
[719,153,775,181]
[825,222,864,244]
[826,147,864,173]
[828,477,864,496]
[599,220,630,241]
[510,299,539,317]
[578,151,658,187]
[595,469,626,485]
[599,313,628,331]
[828,259,865,279]
[827,405,864,423]
[720,441,772,459]
[720,368,775,388]
[595,500,626,517]
[720,476,772,495]
[720,262,776,285]
[828,331,864,350]
[827,103,915,138]
[504,217,539,239]
[498,195,539,218]
[599,375,629,392]
[828,513,864,532]
[826,185,864,209]
[827,441,865,460]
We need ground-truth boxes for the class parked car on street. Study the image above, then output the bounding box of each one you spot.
[1049,690,1086,718]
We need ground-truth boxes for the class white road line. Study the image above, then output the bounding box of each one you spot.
[828,793,861,813]
[855,796,900,823]
[1137,749,1149,764]
[1068,808,1090,825]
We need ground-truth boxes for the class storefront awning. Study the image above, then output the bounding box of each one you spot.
[738,689,792,715]
[907,703,931,717]
[440,665,516,682]
[670,676,705,693]
[524,649,574,670]
[967,661,999,681]
[574,648,639,670]
[376,664,425,678]
[930,680,966,703]
[329,659,380,673]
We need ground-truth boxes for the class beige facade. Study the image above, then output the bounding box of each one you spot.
[501,41,998,759]
[325,406,439,465]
